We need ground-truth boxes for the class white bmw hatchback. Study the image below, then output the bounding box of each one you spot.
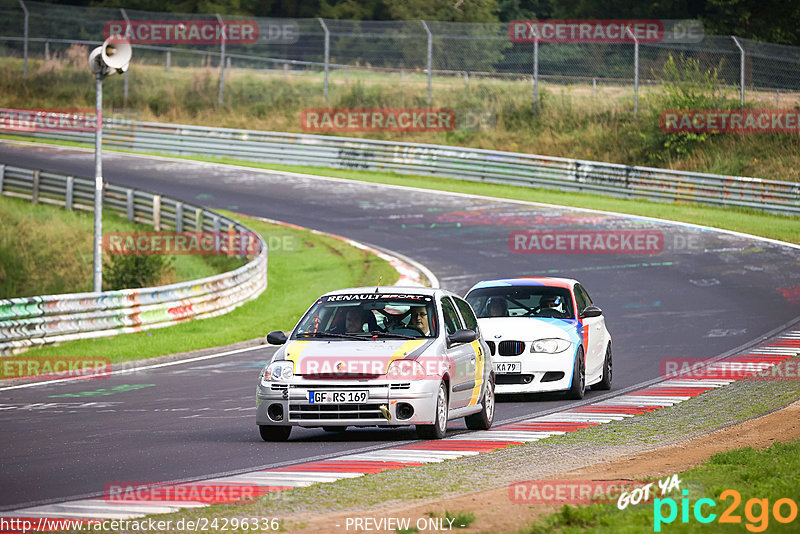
[465,278,612,398]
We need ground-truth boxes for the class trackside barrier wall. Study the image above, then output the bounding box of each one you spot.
[14,119,800,216]
[0,163,268,355]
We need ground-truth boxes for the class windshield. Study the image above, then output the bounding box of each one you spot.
[466,286,575,320]
[293,293,438,339]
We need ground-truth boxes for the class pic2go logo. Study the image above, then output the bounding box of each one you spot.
[654,489,799,532]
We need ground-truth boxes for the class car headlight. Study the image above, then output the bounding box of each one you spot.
[530,338,572,354]
[386,359,426,380]
[263,361,294,381]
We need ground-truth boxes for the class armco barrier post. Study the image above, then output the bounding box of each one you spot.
[318,18,330,103]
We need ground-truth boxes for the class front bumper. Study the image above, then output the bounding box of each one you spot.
[493,352,575,394]
[256,377,441,427]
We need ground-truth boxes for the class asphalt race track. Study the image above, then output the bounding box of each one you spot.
[2,142,800,510]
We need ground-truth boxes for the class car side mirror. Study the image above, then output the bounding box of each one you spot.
[266,331,288,345]
[580,306,603,319]
[447,328,477,347]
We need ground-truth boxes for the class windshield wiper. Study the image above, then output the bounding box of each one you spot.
[358,330,418,340]
[296,332,366,340]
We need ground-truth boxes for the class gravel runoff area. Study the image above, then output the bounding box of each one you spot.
[234,354,800,530]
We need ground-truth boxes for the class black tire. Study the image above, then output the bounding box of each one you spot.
[566,347,586,400]
[594,345,613,391]
[465,376,495,430]
[259,425,291,442]
[322,426,347,432]
[417,381,448,439]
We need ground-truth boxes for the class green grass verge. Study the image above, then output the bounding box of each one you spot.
[22,211,399,362]
[521,440,800,533]
[0,195,241,298]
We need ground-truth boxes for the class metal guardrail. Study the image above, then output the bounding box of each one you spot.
[0,163,268,355]
[13,119,800,216]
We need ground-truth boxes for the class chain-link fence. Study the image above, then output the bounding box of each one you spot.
[2,0,800,112]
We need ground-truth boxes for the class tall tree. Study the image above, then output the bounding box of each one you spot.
[383,0,499,23]
[703,0,800,45]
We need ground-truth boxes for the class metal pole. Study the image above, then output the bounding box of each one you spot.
[533,31,539,109]
[165,50,170,72]
[18,0,28,79]
[421,20,432,104]
[626,26,639,115]
[731,36,745,108]
[120,8,130,105]
[216,14,226,106]
[93,73,103,292]
[318,18,329,103]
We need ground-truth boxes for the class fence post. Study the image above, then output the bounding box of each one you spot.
[216,13,226,106]
[120,8,131,105]
[153,195,161,231]
[165,50,170,72]
[195,207,203,230]
[318,18,330,103]
[126,189,134,221]
[66,176,74,210]
[626,26,639,115]
[731,36,745,108]
[421,20,432,104]
[31,169,39,203]
[44,41,49,60]
[18,0,28,79]
[0,164,4,194]
[532,30,539,109]
[175,201,183,232]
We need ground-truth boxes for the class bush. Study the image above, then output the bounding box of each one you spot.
[103,254,173,290]
[632,54,738,165]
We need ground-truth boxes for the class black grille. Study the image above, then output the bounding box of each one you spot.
[499,340,525,356]
[485,341,496,355]
[497,374,535,385]
[288,403,385,421]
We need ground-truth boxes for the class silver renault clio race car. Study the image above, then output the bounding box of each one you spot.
[257,287,495,441]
